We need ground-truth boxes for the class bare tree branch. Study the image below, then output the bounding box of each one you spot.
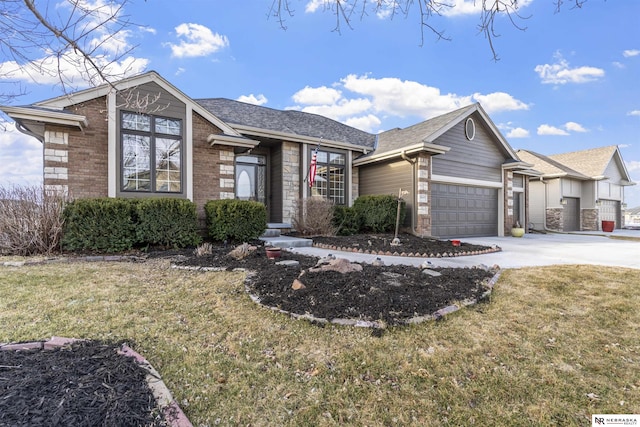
[270,0,589,60]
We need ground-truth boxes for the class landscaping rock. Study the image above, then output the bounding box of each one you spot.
[309,257,363,274]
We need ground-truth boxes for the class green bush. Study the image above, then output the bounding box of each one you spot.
[353,194,405,233]
[135,198,201,248]
[332,205,360,236]
[61,198,137,253]
[205,199,267,242]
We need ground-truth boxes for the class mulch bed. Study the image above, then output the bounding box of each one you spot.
[0,340,168,427]
[1,234,500,426]
[171,234,500,326]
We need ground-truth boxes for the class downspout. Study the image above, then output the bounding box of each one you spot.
[400,151,419,235]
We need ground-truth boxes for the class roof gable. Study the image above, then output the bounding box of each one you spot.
[548,145,632,181]
[31,71,242,138]
[374,103,519,161]
[516,149,590,179]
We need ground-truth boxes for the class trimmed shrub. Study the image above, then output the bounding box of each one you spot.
[135,198,201,248]
[332,205,360,236]
[353,194,405,233]
[293,197,336,236]
[205,199,267,242]
[0,185,67,256]
[61,198,137,253]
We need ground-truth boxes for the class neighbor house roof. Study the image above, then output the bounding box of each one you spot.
[516,149,591,180]
[548,145,628,180]
[196,98,377,150]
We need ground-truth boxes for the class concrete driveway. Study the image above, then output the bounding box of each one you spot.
[292,229,640,270]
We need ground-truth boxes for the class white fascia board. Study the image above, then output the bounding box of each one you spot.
[502,161,535,170]
[33,71,243,138]
[2,106,87,129]
[431,174,503,188]
[233,124,370,153]
[353,143,450,166]
[207,133,259,148]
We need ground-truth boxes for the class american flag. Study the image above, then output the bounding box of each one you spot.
[309,150,317,188]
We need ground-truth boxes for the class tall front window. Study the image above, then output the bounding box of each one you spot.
[311,150,346,205]
[121,112,182,193]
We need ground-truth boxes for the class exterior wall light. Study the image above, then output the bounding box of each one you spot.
[560,198,568,205]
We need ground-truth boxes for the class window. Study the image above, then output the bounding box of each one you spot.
[310,150,346,205]
[121,111,182,193]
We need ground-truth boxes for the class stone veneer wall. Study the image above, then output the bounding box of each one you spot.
[504,170,514,235]
[546,208,563,231]
[281,141,300,225]
[582,208,598,231]
[414,154,431,236]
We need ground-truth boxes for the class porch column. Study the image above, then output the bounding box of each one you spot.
[415,154,431,236]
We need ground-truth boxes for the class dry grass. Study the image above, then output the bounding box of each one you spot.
[1,260,639,426]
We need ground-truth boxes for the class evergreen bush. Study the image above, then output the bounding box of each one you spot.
[205,199,267,242]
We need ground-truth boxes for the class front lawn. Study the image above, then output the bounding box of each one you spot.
[1,259,638,426]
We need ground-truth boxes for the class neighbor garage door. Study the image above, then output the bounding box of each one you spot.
[599,200,621,229]
[431,183,498,238]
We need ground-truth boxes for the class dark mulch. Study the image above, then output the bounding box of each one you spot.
[172,234,498,326]
[311,232,496,256]
[0,341,167,427]
[1,235,498,426]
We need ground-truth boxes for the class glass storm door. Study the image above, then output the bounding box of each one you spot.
[235,155,266,204]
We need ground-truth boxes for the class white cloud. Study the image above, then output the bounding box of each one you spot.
[626,160,640,172]
[305,0,324,13]
[623,49,640,58]
[0,122,43,186]
[472,92,529,114]
[441,0,533,16]
[506,127,530,138]
[537,124,569,136]
[237,94,268,106]
[287,74,529,133]
[344,115,382,133]
[299,97,373,120]
[166,23,229,58]
[292,86,342,105]
[0,52,148,86]
[627,110,640,117]
[534,52,604,84]
[564,121,588,132]
[612,61,625,69]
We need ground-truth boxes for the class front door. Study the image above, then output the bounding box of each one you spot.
[235,155,266,204]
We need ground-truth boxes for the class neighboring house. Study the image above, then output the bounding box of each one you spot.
[518,146,635,231]
[1,71,534,238]
[623,206,640,229]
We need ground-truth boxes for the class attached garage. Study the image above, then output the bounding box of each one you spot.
[599,199,621,229]
[563,197,580,231]
[431,183,498,238]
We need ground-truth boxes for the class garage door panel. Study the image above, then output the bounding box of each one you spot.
[432,183,498,238]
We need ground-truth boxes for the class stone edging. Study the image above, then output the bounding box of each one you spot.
[312,243,502,258]
[172,264,502,329]
[0,337,192,427]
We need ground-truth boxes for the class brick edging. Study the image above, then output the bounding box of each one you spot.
[312,243,502,258]
[0,337,192,427]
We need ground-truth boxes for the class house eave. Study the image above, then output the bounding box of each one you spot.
[207,133,260,149]
[502,161,536,171]
[353,143,450,166]
[231,124,370,153]
[1,106,87,131]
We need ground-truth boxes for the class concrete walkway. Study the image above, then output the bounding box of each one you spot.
[291,229,640,270]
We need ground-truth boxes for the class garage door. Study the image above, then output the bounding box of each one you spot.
[599,200,621,229]
[563,197,580,231]
[431,183,498,238]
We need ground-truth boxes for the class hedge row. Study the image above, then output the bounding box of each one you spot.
[61,198,267,253]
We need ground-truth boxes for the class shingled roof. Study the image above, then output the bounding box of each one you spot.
[548,145,619,178]
[195,98,377,148]
[374,104,477,154]
[516,149,590,179]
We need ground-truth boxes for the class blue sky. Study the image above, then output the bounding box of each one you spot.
[1,0,639,206]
